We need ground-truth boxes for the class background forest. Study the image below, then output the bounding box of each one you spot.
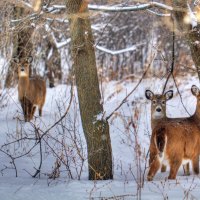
[0,0,199,199]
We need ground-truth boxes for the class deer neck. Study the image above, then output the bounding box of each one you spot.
[151,114,167,130]
[193,106,200,124]
[18,76,30,98]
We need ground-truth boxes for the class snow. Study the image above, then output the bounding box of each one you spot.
[96,44,145,55]
[0,75,200,199]
[88,2,173,12]
[187,3,198,28]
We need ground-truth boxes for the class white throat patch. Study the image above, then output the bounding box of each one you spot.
[152,112,164,119]
[19,72,28,77]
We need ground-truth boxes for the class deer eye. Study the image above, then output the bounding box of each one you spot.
[153,100,156,104]
[162,100,165,105]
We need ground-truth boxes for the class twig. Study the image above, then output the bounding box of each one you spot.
[32,136,43,178]
[106,54,156,121]
[40,83,74,140]
[172,73,191,116]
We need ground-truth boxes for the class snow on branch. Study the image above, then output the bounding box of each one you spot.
[48,35,145,55]
[147,9,171,17]
[88,2,173,12]
[95,43,145,55]
[43,2,173,13]
[186,2,197,28]
[56,38,71,49]
[15,1,173,16]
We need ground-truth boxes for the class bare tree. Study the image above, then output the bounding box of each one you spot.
[66,0,113,180]
[45,37,62,88]
[167,0,200,80]
[5,6,34,88]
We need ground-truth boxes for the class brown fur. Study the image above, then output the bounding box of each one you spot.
[145,90,190,175]
[17,57,46,122]
[145,89,200,180]
[148,119,200,181]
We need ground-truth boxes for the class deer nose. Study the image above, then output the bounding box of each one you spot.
[21,68,25,72]
[156,107,162,112]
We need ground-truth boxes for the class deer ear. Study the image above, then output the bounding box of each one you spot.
[165,90,173,101]
[27,56,33,63]
[13,57,19,63]
[191,85,200,96]
[145,90,154,100]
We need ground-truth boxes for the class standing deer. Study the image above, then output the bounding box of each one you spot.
[16,57,46,122]
[145,90,190,175]
[145,89,200,181]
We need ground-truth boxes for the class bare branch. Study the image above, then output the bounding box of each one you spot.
[88,2,173,12]
[106,53,156,121]
[96,43,145,55]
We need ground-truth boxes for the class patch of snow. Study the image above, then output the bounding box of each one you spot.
[0,75,199,199]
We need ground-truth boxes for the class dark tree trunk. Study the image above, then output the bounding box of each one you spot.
[45,38,62,88]
[5,6,33,88]
[172,0,200,80]
[66,0,113,180]
[186,26,200,80]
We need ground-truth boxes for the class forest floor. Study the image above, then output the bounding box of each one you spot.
[0,75,200,200]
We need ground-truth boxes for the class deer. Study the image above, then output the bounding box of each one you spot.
[191,85,200,127]
[16,57,46,122]
[145,90,190,175]
[145,89,200,181]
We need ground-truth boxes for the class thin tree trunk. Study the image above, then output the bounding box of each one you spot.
[45,38,62,88]
[66,0,113,180]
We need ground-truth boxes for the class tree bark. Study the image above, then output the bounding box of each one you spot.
[45,38,62,88]
[172,1,200,80]
[66,0,113,180]
[5,6,33,88]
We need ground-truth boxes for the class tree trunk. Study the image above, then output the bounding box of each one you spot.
[186,25,200,80]
[172,1,200,80]
[66,0,113,180]
[45,38,62,88]
[5,6,33,88]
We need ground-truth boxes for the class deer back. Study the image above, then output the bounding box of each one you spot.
[151,119,200,163]
[28,77,46,105]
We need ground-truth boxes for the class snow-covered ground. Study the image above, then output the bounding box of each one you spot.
[0,75,200,200]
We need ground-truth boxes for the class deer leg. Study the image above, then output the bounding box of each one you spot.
[147,156,161,181]
[39,108,42,117]
[192,155,199,175]
[161,164,167,172]
[31,106,36,120]
[183,163,190,176]
[20,101,25,117]
[21,98,29,122]
[39,103,44,117]
[168,159,182,179]
[26,100,33,122]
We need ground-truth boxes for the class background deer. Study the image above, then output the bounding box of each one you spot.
[145,90,190,180]
[16,57,46,122]
[191,85,200,127]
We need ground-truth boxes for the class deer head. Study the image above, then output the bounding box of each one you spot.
[15,57,33,78]
[145,90,173,120]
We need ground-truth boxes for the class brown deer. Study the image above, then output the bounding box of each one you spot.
[145,90,173,130]
[145,90,190,175]
[145,89,200,180]
[16,57,46,122]
[191,85,200,126]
